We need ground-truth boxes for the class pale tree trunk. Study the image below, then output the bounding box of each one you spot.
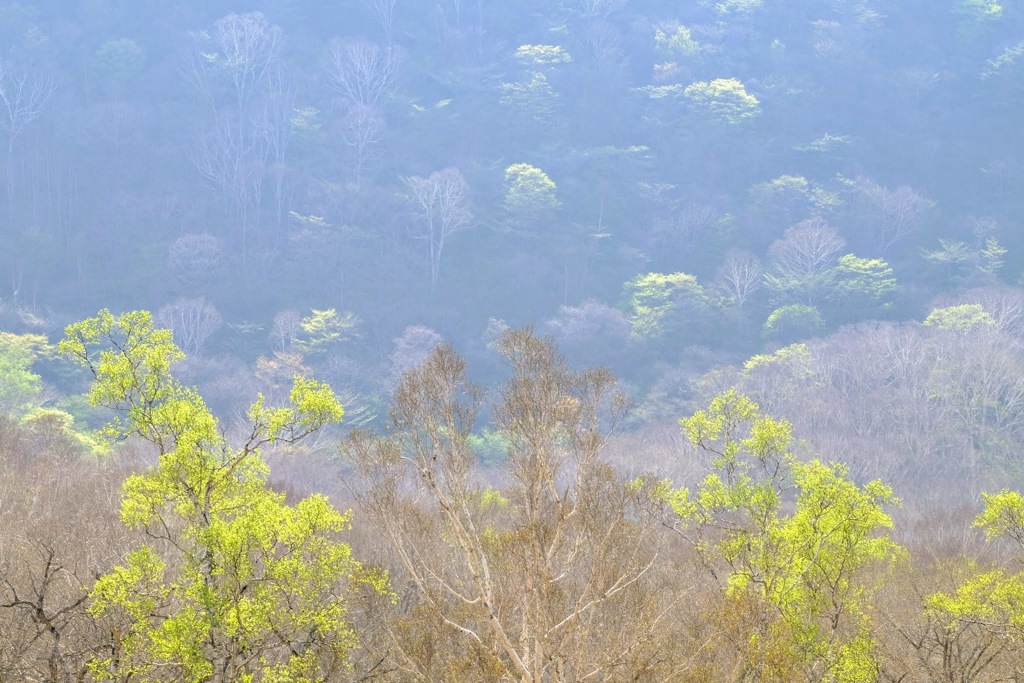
[343,332,666,681]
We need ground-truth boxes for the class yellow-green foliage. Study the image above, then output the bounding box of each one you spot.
[467,427,510,464]
[61,310,380,681]
[743,342,814,376]
[763,304,825,340]
[503,162,560,218]
[923,303,995,331]
[927,490,1024,638]
[500,72,559,124]
[622,271,705,340]
[20,407,109,455]
[749,175,842,218]
[656,391,901,679]
[980,237,1007,273]
[928,570,1024,631]
[295,308,361,356]
[514,44,571,67]
[638,83,684,99]
[654,22,700,58]
[834,254,897,304]
[741,343,819,413]
[983,41,1024,80]
[831,631,882,683]
[976,489,1024,540]
[712,0,764,13]
[0,331,50,416]
[956,0,1003,20]
[749,174,810,204]
[684,77,761,124]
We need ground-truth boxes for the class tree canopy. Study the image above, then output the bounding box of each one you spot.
[59,310,382,681]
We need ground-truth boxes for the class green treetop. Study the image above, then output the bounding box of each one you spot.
[922,226,1008,282]
[0,331,49,417]
[622,271,707,341]
[763,303,826,343]
[923,304,996,331]
[711,0,764,14]
[654,22,700,59]
[834,254,896,302]
[651,391,902,681]
[830,254,897,321]
[684,78,761,125]
[294,308,361,357]
[928,490,1024,650]
[743,342,816,384]
[503,163,560,220]
[500,72,559,126]
[955,0,1004,32]
[514,44,571,68]
[60,310,384,682]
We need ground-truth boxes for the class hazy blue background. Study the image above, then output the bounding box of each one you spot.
[2,0,1024,496]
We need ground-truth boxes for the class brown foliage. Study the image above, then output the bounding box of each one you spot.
[0,416,132,681]
[342,328,694,681]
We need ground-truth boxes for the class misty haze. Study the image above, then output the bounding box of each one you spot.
[1,0,1024,680]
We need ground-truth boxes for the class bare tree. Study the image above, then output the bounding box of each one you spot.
[926,325,1024,478]
[363,0,398,47]
[0,62,55,210]
[193,115,269,265]
[769,217,845,281]
[578,17,625,69]
[0,543,94,683]
[269,309,302,352]
[874,556,1018,682]
[431,0,488,60]
[649,202,720,256]
[849,176,934,254]
[404,167,474,292]
[155,297,224,356]
[340,103,385,189]
[0,63,55,158]
[81,101,141,171]
[342,330,674,681]
[765,217,845,303]
[938,286,1024,338]
[714,249,763,310]
[215,12,282,112]
[167,232,222,291]
[573,0,624,19]
[252,70,296,228]
[187,12,283,118]
[0,418,129,683]
[325,40,401,108]
[543,300,632,370]
[545,299,631,345]
[385,324,443,392]
[183,13,286,264]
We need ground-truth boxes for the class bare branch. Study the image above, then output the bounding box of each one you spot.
[0,62,55,150]
[325,40,400,108]
[403,167,474,291]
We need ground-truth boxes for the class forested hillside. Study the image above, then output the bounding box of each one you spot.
[4,0,1024,680]
[1,0,1022,372]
